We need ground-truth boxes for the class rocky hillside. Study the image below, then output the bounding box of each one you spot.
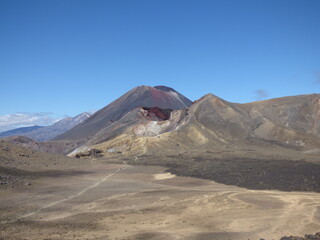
[0,140,76,190]
[3,136,81,155]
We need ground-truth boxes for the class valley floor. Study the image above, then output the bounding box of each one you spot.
[1,161,320,240]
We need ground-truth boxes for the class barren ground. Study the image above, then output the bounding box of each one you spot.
[1,159,320,240]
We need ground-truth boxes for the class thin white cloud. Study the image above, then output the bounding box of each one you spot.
[254,89,269,101]
[0,112,60,132]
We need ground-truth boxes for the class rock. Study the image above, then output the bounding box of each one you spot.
[279,233,320,240]
[24,182,31,186]
[305,234,317,240]
[2,146,10,151]
[19,154,30,157]
[75,149,103,158]
[280,237,304,240]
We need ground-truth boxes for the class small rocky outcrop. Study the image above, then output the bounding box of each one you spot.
[75,149,103,158]
[279,233,320,240]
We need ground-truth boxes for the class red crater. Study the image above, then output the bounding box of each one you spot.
[142,107,172,121]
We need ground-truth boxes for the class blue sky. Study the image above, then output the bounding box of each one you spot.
[0,0,319,131]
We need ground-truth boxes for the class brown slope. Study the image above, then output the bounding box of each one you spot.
[190,93,320,149]
[156,93,320,150]
[184,93,320,149]
[242,94,320,147]
[54,85,192,141]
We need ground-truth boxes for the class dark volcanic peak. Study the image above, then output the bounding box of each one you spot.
[153,85,177,92]
[54,85,192,140]
[147,86,192,109]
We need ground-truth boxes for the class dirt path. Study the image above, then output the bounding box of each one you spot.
[1,164,128,224]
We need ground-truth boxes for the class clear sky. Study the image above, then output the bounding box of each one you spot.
[0,0,319,131]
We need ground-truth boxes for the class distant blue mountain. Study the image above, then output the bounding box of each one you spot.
[0,112,91,141]
[0,126,44,138]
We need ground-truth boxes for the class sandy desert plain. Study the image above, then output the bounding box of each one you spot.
[1,141,320,240]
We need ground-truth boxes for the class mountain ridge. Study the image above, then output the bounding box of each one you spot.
[0,112,91,141]
[0,125,44,138]
[82,91,320,158]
